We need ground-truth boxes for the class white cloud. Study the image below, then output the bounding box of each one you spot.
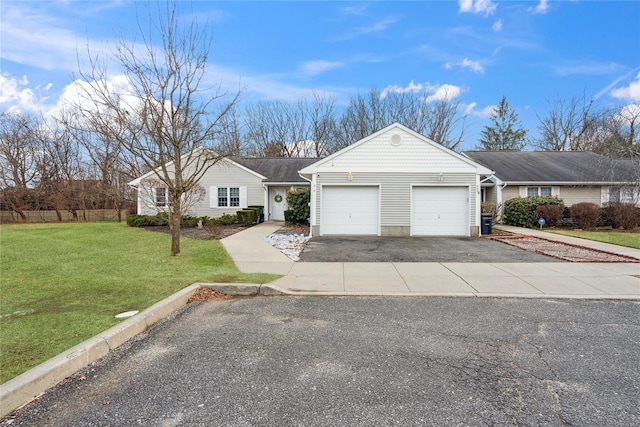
[380,82,462,103]
[444,58,484,73]
[380,80,424,98]
[492,19,503,32]
[464,102,495,118]
[610,72,640,102]
[0,73,51,114]
[425,84,462,103]
[528,0,550,14]
[334,15,400,40]
[458,0,497,16]
[301,60,345,76]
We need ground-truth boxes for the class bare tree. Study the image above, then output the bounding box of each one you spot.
[0,112,41,220]
[72,1,240,255]
[586,105,640,159]
[334,88,467,151]
[244,94,336,158]
[534,94,596,151]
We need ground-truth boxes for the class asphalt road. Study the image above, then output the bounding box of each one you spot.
[5,297,638,426]
[300,236,562,262]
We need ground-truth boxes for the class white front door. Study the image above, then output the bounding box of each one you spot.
[269,187,288,220]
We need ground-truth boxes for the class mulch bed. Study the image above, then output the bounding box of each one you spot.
[486,234,640,263]
[143,224,249,240]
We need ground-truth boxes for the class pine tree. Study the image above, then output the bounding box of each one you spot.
[479,96,528,150]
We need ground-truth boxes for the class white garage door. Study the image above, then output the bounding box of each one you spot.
[321,186,379,235]
[412,187,468,236]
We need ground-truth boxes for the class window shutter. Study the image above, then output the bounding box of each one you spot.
[518,186,526,197]
[240,186,247,208]
[552,186,560,197]
[210,186,218,208]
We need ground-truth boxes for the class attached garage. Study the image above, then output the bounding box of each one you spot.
[321,186,379,235]
[299,123,494,237]
[411,186,469,236]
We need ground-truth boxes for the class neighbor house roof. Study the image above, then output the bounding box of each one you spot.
[234,157,318,183]
[463,151,639,184]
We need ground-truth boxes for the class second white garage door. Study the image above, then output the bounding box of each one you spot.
[412,186,469,236]
[321,186,379,235]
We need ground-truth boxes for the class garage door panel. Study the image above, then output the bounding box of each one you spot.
[322,186,378,235]
[412,187,468,236]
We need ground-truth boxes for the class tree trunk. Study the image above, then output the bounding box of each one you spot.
[170,195,182,256]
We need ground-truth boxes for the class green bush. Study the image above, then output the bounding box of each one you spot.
[214,213,237,226]
[503,196,564,228]
[248,205,265,223]
[286,188,310,225]
[126,214,169,227]
[180,215,200,227]
[236,209,256,226]
[570,202,600,229]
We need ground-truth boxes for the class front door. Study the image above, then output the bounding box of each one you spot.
[269,187,288,220]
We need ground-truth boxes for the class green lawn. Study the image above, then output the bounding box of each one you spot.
[548,229,640,249]
[0,222,278,383]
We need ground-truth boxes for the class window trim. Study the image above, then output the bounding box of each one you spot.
[210,186,247,209]
[155,187,169,207]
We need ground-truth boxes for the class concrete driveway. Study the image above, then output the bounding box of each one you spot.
[7,297,639,426]
[300,235,561,263]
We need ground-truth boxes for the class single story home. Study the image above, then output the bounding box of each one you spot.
[128,155,315,221]
[462,151,640,212]
[129,123,638,237]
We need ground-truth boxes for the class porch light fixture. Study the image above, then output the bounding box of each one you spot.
[347,172,353,181]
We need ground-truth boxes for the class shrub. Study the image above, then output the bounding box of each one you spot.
[481,202,497,216]
[214,213,237,226]
[609,202,639,230]
[126,214,169,227]
[502,196,564,228]
[248,205,265,223]
[286,188,310,225]
[570,202,600,229]
[535,204,564,227]
[236,209,256,226]
[180,215,200,227]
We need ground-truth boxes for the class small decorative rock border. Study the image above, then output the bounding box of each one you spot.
[486,234,640,263]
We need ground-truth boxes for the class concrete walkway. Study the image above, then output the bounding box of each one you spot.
[221,223,640,299]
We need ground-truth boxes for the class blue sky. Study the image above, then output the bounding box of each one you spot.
[1,0,639,150]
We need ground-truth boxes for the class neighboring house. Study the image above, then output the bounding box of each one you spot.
[128,156,315,221]
[299,123,493,237]
[462,151,640,211]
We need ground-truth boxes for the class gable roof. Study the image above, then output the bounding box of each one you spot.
[234,157,317,183]
[300,123,493,175]
[463,151,639,184]
[128,148,267,187]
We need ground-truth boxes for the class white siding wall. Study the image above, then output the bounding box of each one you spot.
[314,172,478,229]
[137,159,264,217]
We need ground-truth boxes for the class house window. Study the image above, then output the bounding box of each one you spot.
[155,188,168,207]
[610,187,634,203]
[217,187,240,207]
[527,186,552,197]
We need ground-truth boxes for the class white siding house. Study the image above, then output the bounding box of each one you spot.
[299,123,494,237]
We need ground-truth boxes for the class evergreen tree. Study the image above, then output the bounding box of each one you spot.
[479,96,527,150]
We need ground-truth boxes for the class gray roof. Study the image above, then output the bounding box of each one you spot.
[234,157,318,183]
[463,151,639,183]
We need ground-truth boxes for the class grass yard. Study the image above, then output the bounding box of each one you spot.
[0,222,278,383]
[548,229,640,249]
